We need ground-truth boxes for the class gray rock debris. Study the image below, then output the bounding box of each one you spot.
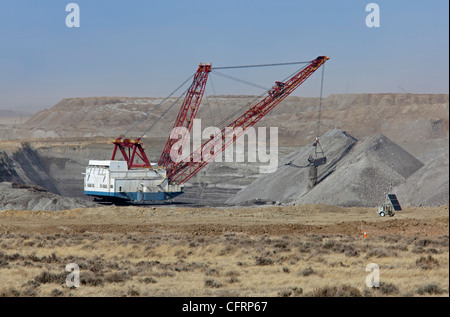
[0,182,97,211]
[226,130,358,205]
[227,130,428,207]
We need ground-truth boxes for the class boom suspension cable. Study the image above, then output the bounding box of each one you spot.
[208,74,223,120]
[120,73,195,139]
[210,63,310,131]
[211,71,270,91]
[212,60,310,70]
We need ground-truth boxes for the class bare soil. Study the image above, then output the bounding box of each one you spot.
[0,204,448,297]
[1,204,448,237]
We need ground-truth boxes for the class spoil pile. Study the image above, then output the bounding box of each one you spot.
[227,130,358,205]
[0,182,97,211]
[227,130,426,207]
[294,133,424,207]
[394,148,449,207]
[0,144,60,194]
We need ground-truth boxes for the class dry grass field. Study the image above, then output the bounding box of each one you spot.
[0,204,448,297]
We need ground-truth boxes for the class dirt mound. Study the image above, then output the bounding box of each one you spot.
[0,143,61,194]
[227,131,426,207]
[394,148,449,207]
[0,182,97,211]
[294,134,424,207]
[227,130,358,204]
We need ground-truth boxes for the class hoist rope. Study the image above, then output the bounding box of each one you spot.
[312,63,326,160]
[316,64,325,139]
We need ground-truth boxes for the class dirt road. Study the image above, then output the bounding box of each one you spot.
[0,204,447,237]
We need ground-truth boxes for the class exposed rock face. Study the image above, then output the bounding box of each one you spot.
[9,94,448,146]
[0,143,60,194]
[0,182,97,211]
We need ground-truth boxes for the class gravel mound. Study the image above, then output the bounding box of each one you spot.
[226,130,358,205]
[227,131,426,207]
[0,182,97,211]
[294,134,423,207]
[394,148,449,207]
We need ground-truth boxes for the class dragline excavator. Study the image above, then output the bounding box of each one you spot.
[83,56,329,204]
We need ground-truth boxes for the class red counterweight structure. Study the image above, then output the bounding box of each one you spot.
[168,56,329,184]
[111,137,151,169]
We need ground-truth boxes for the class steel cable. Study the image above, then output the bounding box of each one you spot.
[212,60,311,70]
[119,73,195,139]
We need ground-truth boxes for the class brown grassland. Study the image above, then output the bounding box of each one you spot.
[0,204,448,297]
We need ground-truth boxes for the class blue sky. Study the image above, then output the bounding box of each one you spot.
[0,0,448,111]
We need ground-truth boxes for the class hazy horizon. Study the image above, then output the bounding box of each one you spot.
[1,0,448,111]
